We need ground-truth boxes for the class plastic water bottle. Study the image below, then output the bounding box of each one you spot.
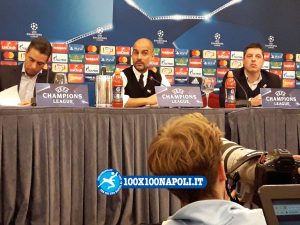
[112,69,123,108]
[225,71,236,108]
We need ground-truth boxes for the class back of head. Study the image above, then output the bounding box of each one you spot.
[27,37,52,59]
[148,113,223,204]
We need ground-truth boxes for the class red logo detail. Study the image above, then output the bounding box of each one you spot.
[264,52,270,61]
[0,41,18,51]
[85,54,100,64]
[270,70,283,78]
[161,48,175,57]
[52,43,68,53]
[150,57,160,66]
[189,58,202,67]
[69,64,84,73]
[282,79,295,88]
[68,73,84,83]
[175,67,188,76]
[217,50,230,59]
[283,62,295,70]
[216,68,229,77]
[116,46,131,55]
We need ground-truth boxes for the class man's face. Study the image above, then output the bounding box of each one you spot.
[243,48,264,74]
[24,48,49,77]
[132,40,153,73]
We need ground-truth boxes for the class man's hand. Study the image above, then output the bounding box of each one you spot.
[147,94,157,106]
[293,155,300,174]
[250,94,262,107]
[18,101,31,106]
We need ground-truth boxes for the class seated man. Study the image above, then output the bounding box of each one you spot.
[148,113,266,225]
[0,37,54,104]
[219,43,281,107]
[121,38,170,107]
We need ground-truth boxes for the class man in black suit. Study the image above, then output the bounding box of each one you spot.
[0,37,54,104]
[219,43,282,107]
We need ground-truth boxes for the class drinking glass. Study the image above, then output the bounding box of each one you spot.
[201,77,214,108]
[54,73,68,84]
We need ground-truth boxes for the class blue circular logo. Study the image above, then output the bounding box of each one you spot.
[97,169,122,195]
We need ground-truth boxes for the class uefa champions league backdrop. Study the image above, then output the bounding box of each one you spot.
[1,0,300,51]
[1,0,300,96]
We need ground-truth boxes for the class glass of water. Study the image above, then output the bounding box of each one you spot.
[54,73,68,84]
[201,77,214,108]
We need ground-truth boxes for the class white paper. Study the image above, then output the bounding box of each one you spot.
[0,85,21,106]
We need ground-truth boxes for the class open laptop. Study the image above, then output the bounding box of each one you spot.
[258,185,300,225]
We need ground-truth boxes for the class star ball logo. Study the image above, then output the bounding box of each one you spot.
[265,35,278,49]
[154,29,167,45]
[97,169,122,195]
[211,32,224,47]
[26,22,42,38]
[93,26,107,42]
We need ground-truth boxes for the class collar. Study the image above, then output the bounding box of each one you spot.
[133,66,148,81]
[22,63,42,79]
[244,70,262,85]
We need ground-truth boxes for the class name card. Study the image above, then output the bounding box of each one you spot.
[261,88,300,108]
[155,86,203,108]
[36,83,89,107]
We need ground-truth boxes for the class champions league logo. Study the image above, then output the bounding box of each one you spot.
[93,26,108,42]
[211,32,224,47]
[265,35,278,49]
[154,29,168,45]
[26,22,43,38]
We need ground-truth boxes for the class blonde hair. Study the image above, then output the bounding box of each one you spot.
[148,113,223,204]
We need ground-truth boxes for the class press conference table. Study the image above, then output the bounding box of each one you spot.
[0,107,299,225]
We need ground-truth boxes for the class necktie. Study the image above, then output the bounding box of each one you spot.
[139,74,144,87]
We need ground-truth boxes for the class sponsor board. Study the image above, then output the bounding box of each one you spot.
[18,52,26,61]
[160,58,174,67]
[52,53,68,63]
[202,68,216,76]
[174,76,188,85]
[0,41,18,51]
[283,62,296,71]
[175,58,188,67]
[117,55,130,65]
[175,49,189,57]
[282,79,295,88]
[284,53,294,61]
[116,46,131,55]
[18,41,30,51]
[69,64,84,73]
[52,43,68,53]
[217,60,229,68]
[150,57,160,67]
[230,60,243,69]
[190,49,201,58]
[189,68,202,77]
[270,52,283,61]
[68,44,85,53]
[175,67,188,76]
[189,58,202,67]
[217,50,230,59]
[101,64,116,75]
[84,64,100,74]
[161,48,174,57]
[202,59,217,67]
[69,54,84,63]
[270,70,283,78]
[52,63,68,73]
[100,46,115,55]
[85,45,99,54]
[216,68,229,77]
[101,55,116,64]
[68,73,84,83]
[262,61,270,70]
[1,51,17,61]
[270,61,283,70]
[203,50,216,59]
[160,67,174,76]
[0,61,17,66]
[282,71,295,79]
[85,54,100,64]
[264,52,271,61]
[230,51,243,60]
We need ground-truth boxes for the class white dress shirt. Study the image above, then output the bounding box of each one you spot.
[19,65,41,102]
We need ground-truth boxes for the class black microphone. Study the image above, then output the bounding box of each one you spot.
[231,74,250,107]
[149,75,167,87]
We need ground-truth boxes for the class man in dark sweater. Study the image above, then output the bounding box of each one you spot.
[121,38,170,107]
[219,43,282,107]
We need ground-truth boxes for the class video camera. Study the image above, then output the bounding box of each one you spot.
[222,139,300,204]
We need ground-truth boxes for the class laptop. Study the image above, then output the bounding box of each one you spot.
[258,185,300,225]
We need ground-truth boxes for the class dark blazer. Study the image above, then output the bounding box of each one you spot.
[219,68,282,107]
[0,64,55,92]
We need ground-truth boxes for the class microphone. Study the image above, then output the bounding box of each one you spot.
[232,74,250,107]
[149,75,167,87]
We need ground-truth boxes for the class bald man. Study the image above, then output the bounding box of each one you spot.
[121,38,170,107]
